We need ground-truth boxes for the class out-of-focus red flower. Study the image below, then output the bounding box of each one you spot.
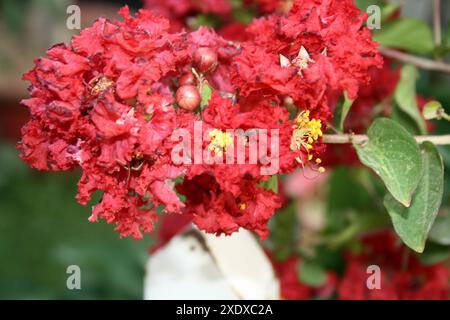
[273,257,313,300]
[144,0,232,32]
[145,0,231,18]
[338,231,450,300]
[217,22,248,42]
[151,212,193,253]
[271,255,337,300]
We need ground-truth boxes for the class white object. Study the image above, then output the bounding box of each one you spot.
[144,226,280,300]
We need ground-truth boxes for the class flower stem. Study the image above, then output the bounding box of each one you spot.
[440,112,450,122]
[433,0,442,47]
[379,47,450,73]
[323,134,450,145]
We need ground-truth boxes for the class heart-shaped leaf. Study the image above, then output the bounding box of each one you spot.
[354,118,422,207]
[384,142,444,253]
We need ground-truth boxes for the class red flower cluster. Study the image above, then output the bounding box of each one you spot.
[20,1,381,239]
[272,256,337,300]
[21,7,192,239]
[232,0,382,111]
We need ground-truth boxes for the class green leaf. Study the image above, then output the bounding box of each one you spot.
[298,260,327,288]
[380,3,400,21]
[200,80,212,108]
[189,14,221,30]
[354,1,399,24]
[429,212,450,245]
[391,105,421,135]
[354,0,385,11]
[259,175,278,193]
[335,92,354,131]
[373,18,434,54]
[419,242,450,265]
[394,64,427,134]
[354,118,422,207]
[384,142,444,253]
[267,203,298,261]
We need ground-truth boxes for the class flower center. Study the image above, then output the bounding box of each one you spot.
[280,46,315,76]
[208,129,233,156]
[291,110,323,152]
[91,76,114,95]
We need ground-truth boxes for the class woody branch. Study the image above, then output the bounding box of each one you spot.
[323,134,450,145]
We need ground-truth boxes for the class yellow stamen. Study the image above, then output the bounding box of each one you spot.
[290,110,323,153]
[91,77,114,95]
[238,203,246,210]
[208,129,233,156]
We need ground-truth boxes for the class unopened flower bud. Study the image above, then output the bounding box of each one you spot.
[179,72,197,86]
[193,47,218,74]
[176,85,201,111]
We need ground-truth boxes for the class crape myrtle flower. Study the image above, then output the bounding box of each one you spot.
[176,94,288,238]
[231,0,382,115]
[20,7,192,239]
[178,173,281,239]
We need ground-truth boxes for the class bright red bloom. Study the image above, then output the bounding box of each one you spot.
[178,173,281,239]
[20,7,190,239]
[231,0,382,122]
[19,1,384,240]
[176,94,292,238]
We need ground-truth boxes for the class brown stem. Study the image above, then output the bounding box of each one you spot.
[379,47,450,73]
[323,134,450,145]
[433,0,442,46]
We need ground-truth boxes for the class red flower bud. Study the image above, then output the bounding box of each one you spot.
[176,85,201,111]
[193,47,218,74]
[283,96,294,106]
[179,72,197,86]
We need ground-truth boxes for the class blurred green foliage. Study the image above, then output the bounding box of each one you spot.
[0,142,152,299]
